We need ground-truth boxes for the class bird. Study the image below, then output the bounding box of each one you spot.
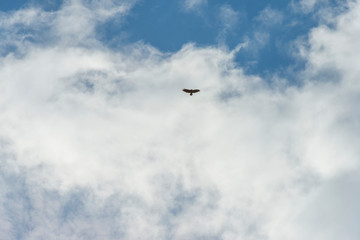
[183,89,200,96]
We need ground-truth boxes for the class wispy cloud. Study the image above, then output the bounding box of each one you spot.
[255,7,284,27]
[0,0,134,54]
[241,7,284,55]
[299,0,320,12]
[217,4,240,45]
[183,0,207,12]
[291,0,328,13]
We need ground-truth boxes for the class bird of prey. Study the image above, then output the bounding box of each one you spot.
[183,89,200,96]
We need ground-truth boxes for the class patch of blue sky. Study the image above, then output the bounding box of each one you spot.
[107,0,320,79]
[0,0,29,11]
[1,0,348,78]
[0,169,33,239]
[235,12,318,79]
[100,0,218,50]
[0,0,62,11]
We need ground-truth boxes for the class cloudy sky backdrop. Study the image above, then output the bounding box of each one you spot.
[1,0,360,239]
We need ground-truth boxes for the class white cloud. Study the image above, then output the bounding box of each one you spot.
[1,0,360,239]
[183,0,207,11]
[217,4,240,45]
[305,0,360,80]
[256,7,284,26]
[218,4,239,29]
[291,173,360,240]
[242,7,283,54]
[300,0,320,11]
[54,0,132,44]
[0,0,133,53]
[291,0,328,13]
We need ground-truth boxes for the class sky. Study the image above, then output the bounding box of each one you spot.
[1,0,360,239]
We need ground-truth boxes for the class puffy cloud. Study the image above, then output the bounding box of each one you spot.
[1,0,360,239]
[54,0,132,44]
[305,0,360,80]
[0,0,133,54]
[290,173,360,240]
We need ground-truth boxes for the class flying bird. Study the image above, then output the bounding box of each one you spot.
[183,89,200,96]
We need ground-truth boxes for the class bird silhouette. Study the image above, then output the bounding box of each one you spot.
[182,89,200,96]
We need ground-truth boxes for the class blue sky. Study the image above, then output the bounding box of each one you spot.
[0,0,61,11]
[101,0,317,76]
[1,0,319,76]
[1,0,360,239]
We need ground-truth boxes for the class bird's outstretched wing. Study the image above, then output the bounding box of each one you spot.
[183,89,200,95]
